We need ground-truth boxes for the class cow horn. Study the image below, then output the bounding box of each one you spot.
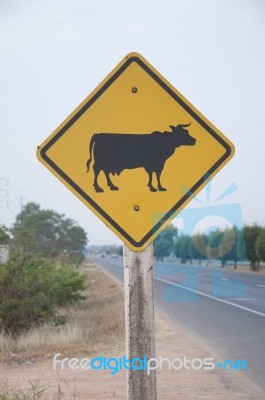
[169,125,175,131]
[177,122,191,128]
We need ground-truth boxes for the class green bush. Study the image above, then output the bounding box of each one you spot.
[0,254,86,335]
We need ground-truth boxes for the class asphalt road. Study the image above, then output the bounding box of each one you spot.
[93,255,265,389]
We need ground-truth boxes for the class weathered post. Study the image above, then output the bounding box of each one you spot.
[124,243,157,400]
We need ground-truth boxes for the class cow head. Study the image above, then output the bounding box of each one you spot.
[170,123,196,147]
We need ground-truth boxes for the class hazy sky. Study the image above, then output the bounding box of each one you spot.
[0,0,265,245]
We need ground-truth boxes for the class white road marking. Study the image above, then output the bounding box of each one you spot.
[221,278,229,281]
[228,298,256,301]
[156,277,265,318]
[98,259,265,317]
[256,284,265,288]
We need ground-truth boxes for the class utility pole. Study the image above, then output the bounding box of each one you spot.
[124,243,157,400]
[0,178,9,210]
[20,194,28,211]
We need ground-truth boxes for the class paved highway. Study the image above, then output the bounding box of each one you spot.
[93,255,265,389]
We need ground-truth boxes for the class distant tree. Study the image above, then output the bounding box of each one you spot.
[104,244,120,255]
[244,225,262,271]
[175,237,181,259]
[206,228,237,267]
[207,230,224,262]
[218,227,236,268]
[220,226,246,269]
[195,227,246,269]
[154,238,172,261]
[11,203,87,266]
[236,228,247,264]
[255,228,265,262]
[118,245,123,256]
[179,235,192,264]
[0,225,9,244]
[154,224,177,261]
[189,233,207,265]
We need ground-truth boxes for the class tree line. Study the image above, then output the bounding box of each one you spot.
[0,202,87,335]
[154,223,265,271]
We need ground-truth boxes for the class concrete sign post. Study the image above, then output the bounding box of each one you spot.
[124,243,157,400]
[37,52,235,399]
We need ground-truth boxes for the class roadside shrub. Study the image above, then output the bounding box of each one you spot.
[0,254,86,335]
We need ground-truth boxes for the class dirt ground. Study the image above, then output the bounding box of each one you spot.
[1,264,264,399]
[224,265,265,274]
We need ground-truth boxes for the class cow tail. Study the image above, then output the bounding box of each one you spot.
[86,136,95,172]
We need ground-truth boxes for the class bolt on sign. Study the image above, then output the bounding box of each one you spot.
[37,52,235,251]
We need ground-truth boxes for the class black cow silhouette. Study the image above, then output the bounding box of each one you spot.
[86,123,196,193]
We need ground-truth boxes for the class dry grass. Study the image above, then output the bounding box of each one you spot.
[0,261,125,362]
[224,264,265,274]
[0,380,49,400]
[0,379,77,400]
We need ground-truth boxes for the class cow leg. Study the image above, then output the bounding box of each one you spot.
[93,165,104,193]
[156,170,167,191]
[105,172,119,191]
[147,171,157,192]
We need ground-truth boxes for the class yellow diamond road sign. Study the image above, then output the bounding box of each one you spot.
[37,52,235,251]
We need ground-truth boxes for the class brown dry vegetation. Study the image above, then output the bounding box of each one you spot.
[0,260,125,363]
[224,264,265,274]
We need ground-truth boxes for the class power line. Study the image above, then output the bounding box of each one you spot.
[0,178,28,214]
[0,200,8,208]
[9,186,20,204]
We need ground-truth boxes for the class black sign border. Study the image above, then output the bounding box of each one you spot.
[40,56,233,248]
